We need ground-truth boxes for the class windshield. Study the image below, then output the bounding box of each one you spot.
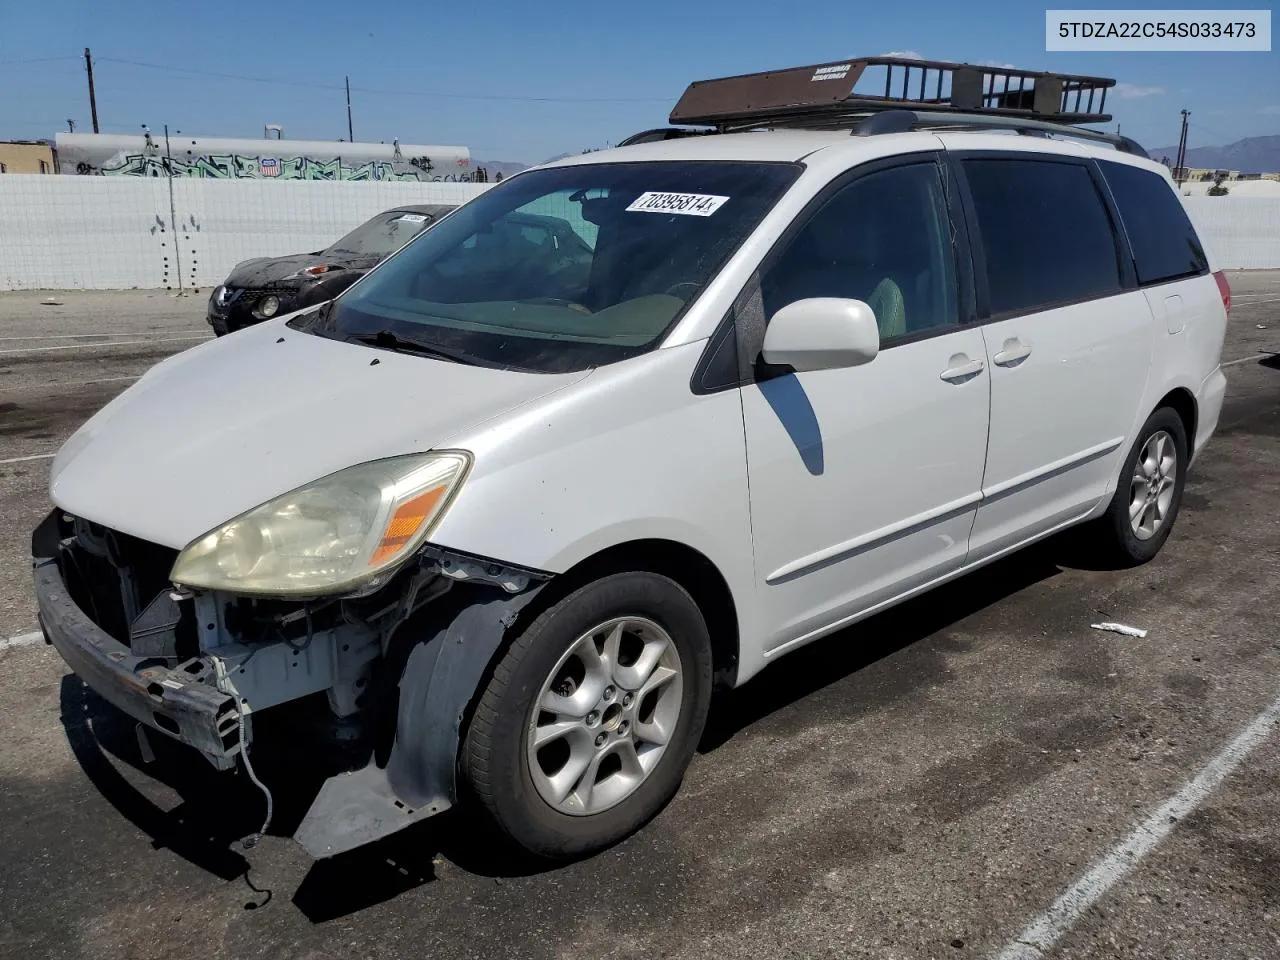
[315,161,800,372]
[324,210,437,258]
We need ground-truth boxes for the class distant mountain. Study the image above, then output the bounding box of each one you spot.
[471,158,531,178]
[1147,135,1280,173]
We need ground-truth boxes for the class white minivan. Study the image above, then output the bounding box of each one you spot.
[33,61,1230,861]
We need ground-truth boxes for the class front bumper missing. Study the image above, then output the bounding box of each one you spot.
[33,507,553,858]
[33,557,241,766]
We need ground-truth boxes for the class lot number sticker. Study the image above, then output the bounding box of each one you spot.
[395,214,428,223]
[625,192,730,217]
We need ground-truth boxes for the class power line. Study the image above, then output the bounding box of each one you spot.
[94,56,671,104]
[0,55,81,67]
[96,57,346,91]
[348,83,670,104]
[1188,120,1238,145]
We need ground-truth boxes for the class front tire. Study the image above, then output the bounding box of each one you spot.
[1090,406,1189,566]
[461,572,713,860]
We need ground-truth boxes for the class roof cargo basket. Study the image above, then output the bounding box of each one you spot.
[669,56,1117,129]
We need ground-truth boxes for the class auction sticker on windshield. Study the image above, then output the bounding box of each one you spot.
[626,192,730,216]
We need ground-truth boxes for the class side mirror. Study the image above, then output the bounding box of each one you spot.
[761,298,881,373]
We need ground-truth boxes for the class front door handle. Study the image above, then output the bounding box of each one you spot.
[939,356,985,383]
[993,338,1032,367]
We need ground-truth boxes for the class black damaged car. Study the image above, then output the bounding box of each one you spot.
[207,204,457,335]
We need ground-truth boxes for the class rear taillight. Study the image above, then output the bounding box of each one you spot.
[1213,270,1231,314]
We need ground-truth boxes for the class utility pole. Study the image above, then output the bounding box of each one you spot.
[345,76,354,143]
[1174,109,1190,186]
[84,47,99,134]
[164,123,184,295]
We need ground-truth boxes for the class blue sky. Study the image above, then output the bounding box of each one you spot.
[1,0,1275,162]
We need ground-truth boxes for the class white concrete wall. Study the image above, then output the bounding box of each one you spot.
[0,175,1276,292]
[0,175,490,291]
[1183,197,1280,272]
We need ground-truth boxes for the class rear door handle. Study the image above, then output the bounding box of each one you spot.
[993,339,1032,367]
[939,356,985,383]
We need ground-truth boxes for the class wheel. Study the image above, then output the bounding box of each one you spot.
[461,571,713,859]
[1091,406,1189,565]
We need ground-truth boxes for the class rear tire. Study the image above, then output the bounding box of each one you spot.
[1089,406,1188,566]
[461,571,713,860]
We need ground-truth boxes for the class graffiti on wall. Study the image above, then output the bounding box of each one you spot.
[72,152,482,182]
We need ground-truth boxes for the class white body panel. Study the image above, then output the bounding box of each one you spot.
[741,328,990,656]
[429,342,757,621]
[47,128,1230,691]
[968,291,1156,560]
[49,316,587,548]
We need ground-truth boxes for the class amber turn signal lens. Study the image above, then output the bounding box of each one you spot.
[369,485,447,566]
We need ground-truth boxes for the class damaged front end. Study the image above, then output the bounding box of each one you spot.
[31,509,549,858]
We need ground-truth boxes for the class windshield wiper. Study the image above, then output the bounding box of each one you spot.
[347,329,474,365]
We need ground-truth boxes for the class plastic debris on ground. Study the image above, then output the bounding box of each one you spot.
[1090,622,1149,638]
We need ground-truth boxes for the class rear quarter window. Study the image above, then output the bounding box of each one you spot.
[1097,160,1210,286]
[962,157,1123,317]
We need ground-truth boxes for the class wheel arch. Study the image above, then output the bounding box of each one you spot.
[1156,386,1198,450]
[518,538,742,690]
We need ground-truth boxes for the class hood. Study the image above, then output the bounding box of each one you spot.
[50,320,590,549]
[224,252,376,288]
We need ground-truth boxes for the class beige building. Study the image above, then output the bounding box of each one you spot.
[0,141,55,174]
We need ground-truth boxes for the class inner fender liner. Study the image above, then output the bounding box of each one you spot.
[385,581,546,811]
[293,576,546,858]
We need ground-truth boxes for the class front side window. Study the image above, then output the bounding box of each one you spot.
[761,161,959,342]
[314,161,800,372]
[1097,160,1209,286]
[962,158,1122,317]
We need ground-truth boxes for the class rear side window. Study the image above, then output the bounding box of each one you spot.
[1098,160,1209,286]
[962,158,1122,317]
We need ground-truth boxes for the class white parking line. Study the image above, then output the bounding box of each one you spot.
[994,689,1280,960]
[0,335,209,357]
[0,374,143,400]
[1233,296,1280,306]
[57,374,143,387]
[0,333,190,342]
[0,631,45,652]
[0,334,114,342]
[0,453,56,466]
[1222,353,1277,368]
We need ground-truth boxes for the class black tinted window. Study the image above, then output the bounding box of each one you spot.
[963,158,1122,316]
[1098,160,1209,285]
[761,162,958,341]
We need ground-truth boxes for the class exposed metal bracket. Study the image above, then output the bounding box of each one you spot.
[418,545,549,594]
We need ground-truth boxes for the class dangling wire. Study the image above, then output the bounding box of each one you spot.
[236,699,273,849]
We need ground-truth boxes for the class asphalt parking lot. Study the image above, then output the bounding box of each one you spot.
[1,275,1278,960]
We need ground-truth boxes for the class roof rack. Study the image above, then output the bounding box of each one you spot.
[670,57,1117,127]
[852,108,1148,156]
[620,57,1146,155]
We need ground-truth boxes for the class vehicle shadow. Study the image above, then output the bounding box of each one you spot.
[59,532,1077,921]
[699,538,1065,751]
[58,673,548,920]
[58,677,341,902]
